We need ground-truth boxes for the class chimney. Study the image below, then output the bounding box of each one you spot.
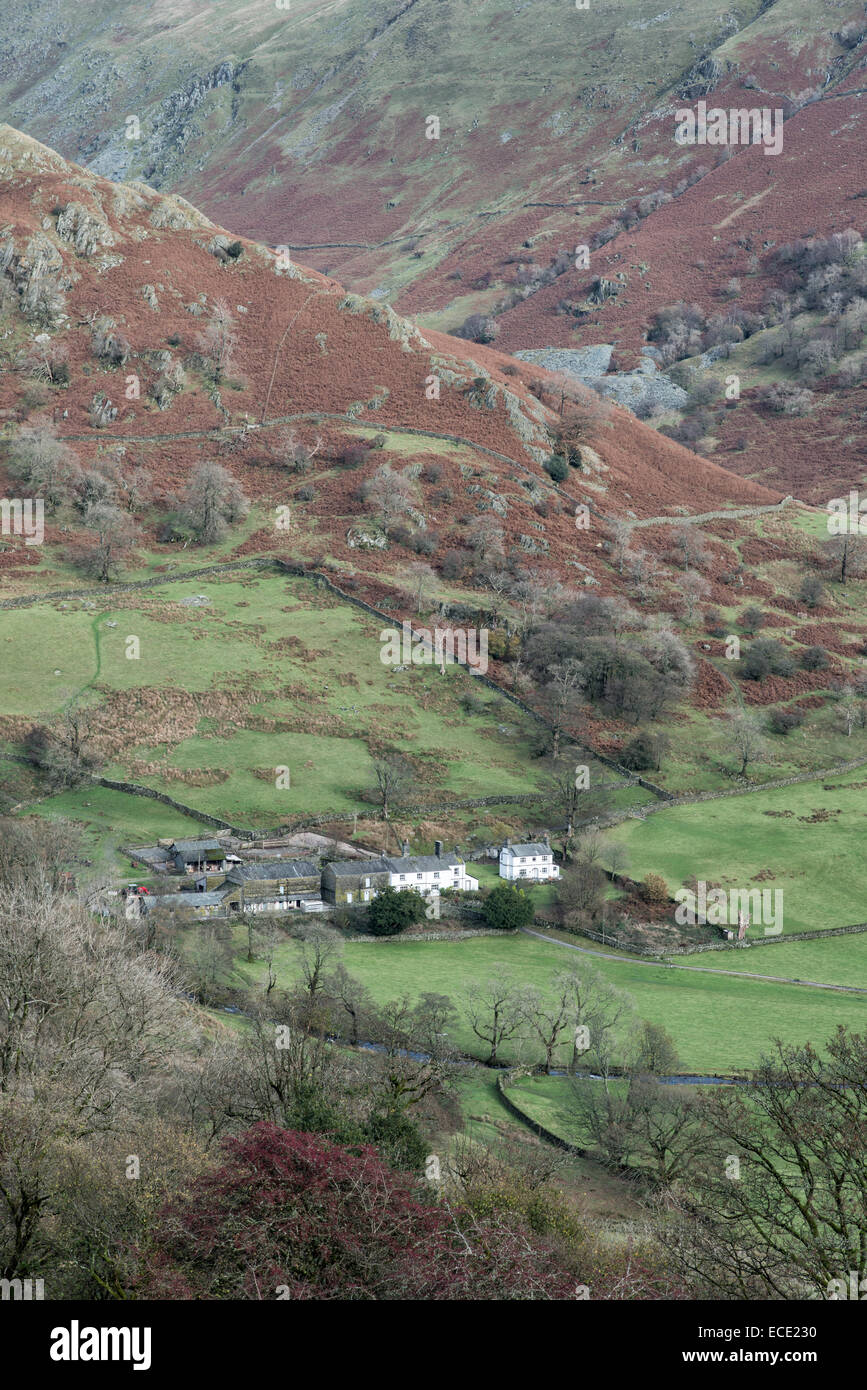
[505,837,511,848]
[543,832,550,849]
[434,840,443,858]
[402,840,410,857]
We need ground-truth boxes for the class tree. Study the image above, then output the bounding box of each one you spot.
[456,313,499,344]
[740,605,765,635]
[0,882,188,1281]
[7,417,80,511]
[80,502,139,581]
[195,298,238,382]
[552,391,611,459]
[624,547,663,604]
[135,1122,577,1300]
[669,525,708,572]
[822,533,867,585]
[367,885,427,936]
[621,730,669,771]
[0,816,80,891]
[539,658,585,761]
[362,466,417,525]
[679,570,710,622]
[325,963,374,1047]
[294,929,343,1028]
[25,704,102,788]
[798,574,825,608]
[402,560,438,614]
[741,637,794,681]
[557,859,607,932]
[837,683,859,737]
[543,759,611,859]
[464,971,525,1064]
[663,1029,867,1299]
[725,712,768,777]
[482,882,535,932]
[181,461,248,543]
[369,753,414,819]
[631,1020,679,1076]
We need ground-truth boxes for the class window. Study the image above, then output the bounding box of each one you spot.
[346,892,353,904]
[417,873,422,880]
[400,874,406,881]
[363,890,370,902]
[364,877,370,888]
[433,872,439,879]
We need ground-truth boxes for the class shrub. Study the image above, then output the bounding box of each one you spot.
[367,886,427,936]
[798,575,826,609]
[742,638,795,681]
[455,313,499,344]
[740,605,765,635]
[801,645,829,671]
[135,1123,577,1300]
[544,454,569,482]
[621,731,669,771]
[768,707,805,735]
[483,882,535,931]
[641,872,669,904]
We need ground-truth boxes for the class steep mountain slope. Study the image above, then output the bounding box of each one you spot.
[2,0,862,303]
[0,124,780,582]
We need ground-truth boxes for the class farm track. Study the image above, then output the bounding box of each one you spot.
[522,927,867,995]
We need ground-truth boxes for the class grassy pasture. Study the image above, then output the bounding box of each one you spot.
[226,930,867,1075]
[612,765,867,935]
[3,570,579,830]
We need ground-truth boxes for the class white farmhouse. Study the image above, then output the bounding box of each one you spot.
[499,837,560,882]
[386,840,479,894]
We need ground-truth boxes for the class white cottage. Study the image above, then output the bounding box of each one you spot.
[499,838,560,882]
[386,841,479,894]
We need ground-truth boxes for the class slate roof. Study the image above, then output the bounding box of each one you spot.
[144,890,228,910]
[323,858,391,877]
[171,838,224,859]
[226,860,318,883]
[501,843,551,857]
[386,853,462,873]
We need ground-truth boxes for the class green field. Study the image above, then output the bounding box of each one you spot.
[227,929,867,1075]
[612,765,867,936]
[4,570,590,833]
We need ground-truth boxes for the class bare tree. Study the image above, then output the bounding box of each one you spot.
[539,659,585,761]
[362,466,417,525]
[181,461,248,543]
[725,712,768,777]
[370,753,414,819]
[195,298,238,382]
[81,502,139,581]
[402,561,438,614]
[464,971,525,1064]
[679,570,710,622]
[7,417,81,511]
[25,705,102,788]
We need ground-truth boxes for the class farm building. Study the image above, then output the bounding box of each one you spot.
[499,838,560,882]
[321,858,392,905]
[142,889,231,920]
[221,860,325,914]
[169,838,231,875]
